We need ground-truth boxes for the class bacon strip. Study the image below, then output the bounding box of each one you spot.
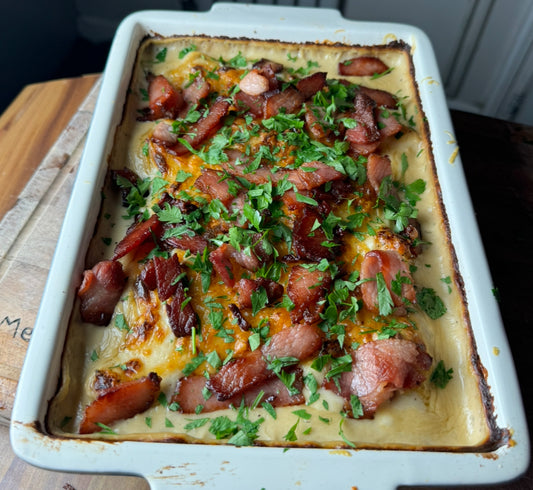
[79,372,161,434]
[154,253,181,301]
[209,244,236,287]
[286,161,344,191]
[351,339,431,416]
[164,233,208,255]
[296,72,327,99]
[174,97,230,155]
[358,86,397,108]
[207,323,323,401]
[183,74,211,106]
[229,303,252,331]
[152,120,179,146]
[239,69,270,96]
[235,278,284,309]
[263,86,304,119]
[346,92,380,144]
[144,75,184,120]
[167,281,197,337]
[292,206,339,261]
[172,368,305,413]
[78,260,127,326]
[360,250,416,314]
[338,56,389,77]
[112,214,162,260]
[195,169,237,208]
[367,153,392,195]
[287,265,331,324]
[234,90,265,117]
[253,58,283,91]
[153,253,197,337]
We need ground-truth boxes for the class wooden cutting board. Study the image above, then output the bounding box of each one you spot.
[0,78,101,426]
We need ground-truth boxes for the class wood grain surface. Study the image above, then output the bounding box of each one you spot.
[0,77,531,489]
[0,75,100,220]
[0,75,148,490]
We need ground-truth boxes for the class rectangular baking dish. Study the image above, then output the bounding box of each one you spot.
[10,3,529,489]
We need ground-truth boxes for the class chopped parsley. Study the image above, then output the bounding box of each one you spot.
[430,360,454,388]
[416,287,447,319]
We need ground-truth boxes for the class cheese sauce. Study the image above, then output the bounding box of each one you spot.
[47,36,494,450]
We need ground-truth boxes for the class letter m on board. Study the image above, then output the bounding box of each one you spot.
[1,316,21,338]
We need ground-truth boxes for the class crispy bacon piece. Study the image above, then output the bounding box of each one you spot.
[347,139,381,157]
[78,260,127,326]
[112,214,162,260]
[174,97,230,155]
[139,259,157,290]
[399,219,423,256]
[358,86,397,108]
[182,73,211,106]
[262,322,323,360]
[287,265,332,324]
[253,58,284,74]
[305,106,333,142]
[153,253,197,337]
[346,92,380,144]
[287,161,344,191]
[376,109,403,139]
[232,238,272,272]
[152,120,179,146]
[360,250,416,314]
[209,243,236,287]
[338,56,389,77]
[210,239,272,288]
[144,75,184,120]
[148,139,169,174]
[207,323,323,401]
[224,153,343,192]
[281,189,309,211]
[292,206,338,261]
[167,281,197,337]
[234,90,265,117]
[235,278,284,309]
[239,69,270,96]
[164,232,208,255]
[351,339,431,416]
[79,372,161,434]
[195,169,237,208]
[253,59,283,88]
[296,72,327,99]
[154,254,181,301]
[263,86,304,119]
[172,369,305,413]
[207,350,267,401]
[367,153,392,195]
[229,303,252,331]
[346,96,403,156]
[112,168,141,206]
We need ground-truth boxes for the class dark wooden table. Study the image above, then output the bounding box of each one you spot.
[0,77,531,489]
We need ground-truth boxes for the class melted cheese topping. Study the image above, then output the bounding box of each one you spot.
[47,36,494,450]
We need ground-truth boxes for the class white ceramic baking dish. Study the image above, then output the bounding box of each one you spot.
[10,3,529,489]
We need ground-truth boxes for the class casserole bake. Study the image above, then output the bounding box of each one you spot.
[11,4,529,488]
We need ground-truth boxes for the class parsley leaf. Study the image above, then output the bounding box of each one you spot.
[251,286,269,316]
[430,360,453,388]
[416,287,447,319]
[179,44,197,59]
[155,47,167,63]
[376,272,394,316]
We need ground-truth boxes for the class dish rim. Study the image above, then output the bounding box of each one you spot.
[10,4,530,489]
